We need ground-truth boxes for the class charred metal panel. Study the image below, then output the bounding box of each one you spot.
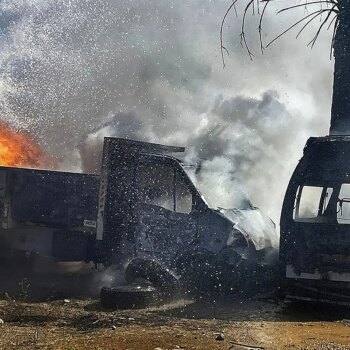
[97,146,137,264]
[135,203,197,265]
[102,137,185,156]
[0,167,99,261]
[196,208,236,254]
[7,168,99,230]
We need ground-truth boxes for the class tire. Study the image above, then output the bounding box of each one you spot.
[125,259,180,295]
[100,284,158,309]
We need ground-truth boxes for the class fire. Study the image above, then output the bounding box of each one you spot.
[0,122,48,168]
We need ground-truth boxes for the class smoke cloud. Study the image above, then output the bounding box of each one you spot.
[0,0,334,224]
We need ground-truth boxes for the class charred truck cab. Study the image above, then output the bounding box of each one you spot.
[280,136,350,304]
[93,138,222,267]
[91,138,270,275]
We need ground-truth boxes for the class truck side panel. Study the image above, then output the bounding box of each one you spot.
[0,167,99,262]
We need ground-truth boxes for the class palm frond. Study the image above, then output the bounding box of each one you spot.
[220,0,338,66]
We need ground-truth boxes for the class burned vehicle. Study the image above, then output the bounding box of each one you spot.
[0,138,277,303]
[280,136,350,304]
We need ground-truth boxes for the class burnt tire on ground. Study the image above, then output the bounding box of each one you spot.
[125,259,180,297]
[100,285,158,309]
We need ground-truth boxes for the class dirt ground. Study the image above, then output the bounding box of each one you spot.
[1,296,350,350]
[0,261,349,350]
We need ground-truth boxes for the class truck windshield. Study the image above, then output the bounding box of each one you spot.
[294,183,350,224]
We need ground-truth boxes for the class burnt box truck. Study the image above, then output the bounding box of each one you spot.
[0,138,277,307]
[280,136,350,305]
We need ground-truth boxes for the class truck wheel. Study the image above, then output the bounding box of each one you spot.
[125,259,180,296]
[100,284,158,309]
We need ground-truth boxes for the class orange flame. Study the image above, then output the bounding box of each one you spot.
[0,122,49,168]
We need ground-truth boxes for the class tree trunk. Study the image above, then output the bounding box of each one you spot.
[330,0,350,134]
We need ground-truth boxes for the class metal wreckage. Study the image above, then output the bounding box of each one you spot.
[0,138,278,307]
[280,136,350,305]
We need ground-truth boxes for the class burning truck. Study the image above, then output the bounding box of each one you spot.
[0,137,277,306]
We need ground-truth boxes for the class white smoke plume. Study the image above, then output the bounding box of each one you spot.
[0,0,334,225]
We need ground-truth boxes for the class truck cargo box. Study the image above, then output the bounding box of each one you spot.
[0,167,99,261]
[0,167,99,229]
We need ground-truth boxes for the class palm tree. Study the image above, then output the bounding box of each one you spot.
[220,0,349,134]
